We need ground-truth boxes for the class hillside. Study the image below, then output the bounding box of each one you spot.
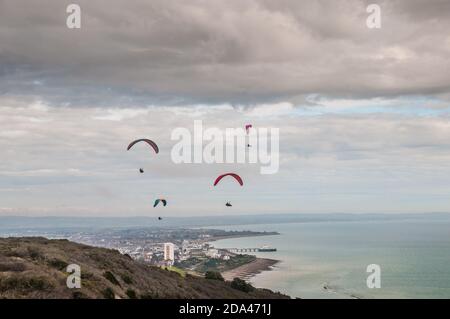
[0,237,288,299]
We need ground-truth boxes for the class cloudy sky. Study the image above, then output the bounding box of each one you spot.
[1,0,450,216]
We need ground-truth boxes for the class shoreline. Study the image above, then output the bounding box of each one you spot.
[221,257,279,281]
[205,231,281,282]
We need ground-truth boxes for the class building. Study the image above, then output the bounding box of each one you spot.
[163,242,175,263]
[206,248,220,258]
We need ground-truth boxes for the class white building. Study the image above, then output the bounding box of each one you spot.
[206,248,220,259]
[163,242,175,262]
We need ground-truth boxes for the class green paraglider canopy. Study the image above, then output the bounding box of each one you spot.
[154,199,167,207]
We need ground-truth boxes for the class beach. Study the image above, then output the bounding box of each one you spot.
[221,258,278,281]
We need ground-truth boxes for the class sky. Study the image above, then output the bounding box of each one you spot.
[1,0,450,217]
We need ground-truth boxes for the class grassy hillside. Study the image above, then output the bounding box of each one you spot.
[0,237,288,299]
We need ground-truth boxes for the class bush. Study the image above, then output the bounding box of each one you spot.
[0,262,26,272]
[102,287,115,299]
[126,289,137,299]
[121,274,133,285]
[230,278,254,293]
[72,291,86,299]
[140,292,158,299]
[0,276,53,292]
[103,271,121,287]
[27,247,43,260]
[205,271,224,281]
[48,259,68,270]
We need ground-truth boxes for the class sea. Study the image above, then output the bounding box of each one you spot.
[1,214,449,299]
[210,217,450,299]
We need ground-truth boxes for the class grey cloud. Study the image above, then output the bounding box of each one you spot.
[1,0,450,106]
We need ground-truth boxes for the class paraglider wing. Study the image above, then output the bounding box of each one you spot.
[154,199,166,207]
[245,124,252,134]
[213,173,243,186]
[127,139,159,154]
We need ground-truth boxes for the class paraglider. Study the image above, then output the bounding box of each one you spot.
[214,173,243,207]
[153,198,167,207]
[127,139,159,154]
[213,173,243,186]
[127,139,158,174]
[245,125,253,148]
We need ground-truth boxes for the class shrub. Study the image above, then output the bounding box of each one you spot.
[140,292,158,299]
[230,278,254,293]
[72,291,86,299]
[27,247,43,260]
[126,289,137,299]
[81,272,94,280]
[102,287,115,299]
[121,274,133,285]
[205,271,224,281]
[48,259,68,270]
[103,271,121,287]
[0,262,26,272]
[0,276,53,292]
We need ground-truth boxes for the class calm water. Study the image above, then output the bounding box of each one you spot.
[211,219,450,299]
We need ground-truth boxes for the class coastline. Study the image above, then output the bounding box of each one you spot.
[221,257,279,281]
[205,231,281,282]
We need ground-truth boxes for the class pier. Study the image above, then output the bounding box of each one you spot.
[222,247,277,253]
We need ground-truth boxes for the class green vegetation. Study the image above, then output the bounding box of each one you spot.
[196,254,256,273]
[27,247,43,260]
[0,262,26,272]
[175,257,203,269]
[103,271,121,287]
[205,271,224,281]
[231,278,255,293]
[0,237,288,299]
[121,274,133,284]
[126,289,137,299]
[165,266,186,277]
[48,258,68,270]
[102,287,115,299]
[0,276,53,292]
[72,291,86,299]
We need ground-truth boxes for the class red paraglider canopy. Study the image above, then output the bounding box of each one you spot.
[213,173,243,186]
[127,139,159,154]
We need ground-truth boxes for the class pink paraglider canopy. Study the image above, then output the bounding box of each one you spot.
[213,173,244,186]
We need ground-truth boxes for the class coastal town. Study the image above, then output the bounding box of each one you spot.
[2,227,279,279]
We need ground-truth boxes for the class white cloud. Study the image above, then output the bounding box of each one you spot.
[1,100,450,216]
